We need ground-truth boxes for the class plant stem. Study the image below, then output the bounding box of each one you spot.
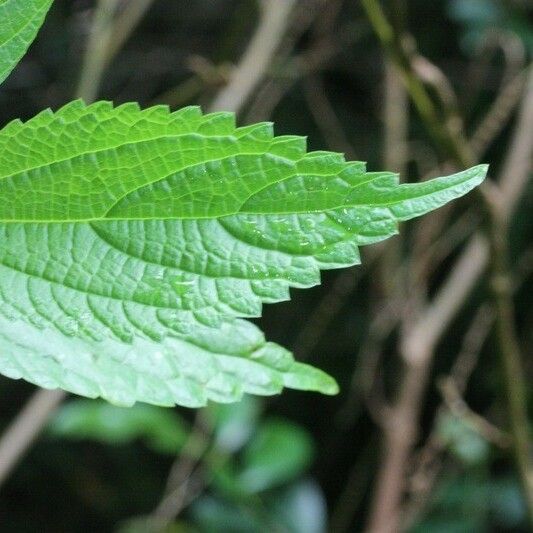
[208,0,297,113]
[75,0,121,102]
[360,0,473,165]
[103,0,155,66]
[0,389,65,488]
[487,198,533,525]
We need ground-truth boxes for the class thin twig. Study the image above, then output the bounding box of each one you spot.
[360,0,474,165]
[328,439,377,533]
[470,67,529,158]
[438,378,510,448]
[380,50,408,319]
[208,0,297,113]
[405,244,533,527]
[303,75,358,159]
[403,306,494,526]
[75,0,121,102]
[245,21,367,122]
[292,269,361,360]
[149,412,211,531]
[104,0,155,65]
[0,389,65,488]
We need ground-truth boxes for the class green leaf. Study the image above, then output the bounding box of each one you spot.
[0,101,488,407]
[191,496,260,533]
[0,0,54,86]
[191,481,327,533]
[270,481,327,533]
[238,418,314,492]
[436,411,490,466]
[48,399,189,454]
[208,397,261,452]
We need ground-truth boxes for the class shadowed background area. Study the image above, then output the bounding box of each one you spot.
[0,0,532,531]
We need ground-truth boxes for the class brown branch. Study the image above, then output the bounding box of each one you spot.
[303,75,358,159]
[405,242,533,526]
[470,68,529,158]
[361,1,533,531]
[75,0,121,102]
[379,57,409,296]
[402,305,493,528]
[245,21,368,122]
[104,0,156,65]
[149,412,211,531]
[0,389,66,488]
[76,0,157,102]
[208,0,297,113]
[438,378,510,448]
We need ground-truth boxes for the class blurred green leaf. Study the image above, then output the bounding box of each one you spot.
[191,496,260,533]
[208,397,261,453]
[207,416,315,499]
[209,460,251,501]
[0,0,54,85]
[448,0,533,52]
[238,418,314,493]
[49,399,189,454]
[411,472,527,532]
[270,480,326,533]
[437,411,490,465]
[116,517,198,533]
[410,474,489,532]
[191,481,327,533]
[448,0,502,25]
[488,477,527,528]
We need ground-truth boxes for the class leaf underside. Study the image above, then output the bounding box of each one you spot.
[0,0,53,85]
[0,101,487,407]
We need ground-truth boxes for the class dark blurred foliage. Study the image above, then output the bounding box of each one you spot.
[0,0,532,531]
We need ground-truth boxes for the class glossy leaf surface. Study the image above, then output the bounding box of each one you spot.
[0,101,487,407]
[0,0,53,85]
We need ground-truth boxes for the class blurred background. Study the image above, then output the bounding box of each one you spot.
[0,0,532,531]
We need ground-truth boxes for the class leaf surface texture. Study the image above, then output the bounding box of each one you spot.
[0,101,487,406]
[0,0,53,85]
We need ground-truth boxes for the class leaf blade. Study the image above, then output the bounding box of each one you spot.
[0,0,53,85]
[0,102,487,407]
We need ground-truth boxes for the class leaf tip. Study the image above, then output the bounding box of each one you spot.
[320,376,340,396]
[283,362,340,396]
[473,163,489,183]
